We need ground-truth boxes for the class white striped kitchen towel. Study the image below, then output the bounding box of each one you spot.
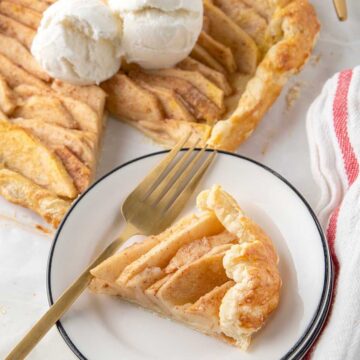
[306,68,360,359]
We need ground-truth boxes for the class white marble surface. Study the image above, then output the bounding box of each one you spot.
[1,1,360,358]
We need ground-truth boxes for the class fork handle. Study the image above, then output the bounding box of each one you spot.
[5,224,138,360]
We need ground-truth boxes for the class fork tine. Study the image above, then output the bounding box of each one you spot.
[146,138,201,204]
[156,147,213,211]
[158,151,217,229]
[124,132,191,205]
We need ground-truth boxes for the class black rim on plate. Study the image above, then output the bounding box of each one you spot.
[47,150,334,360]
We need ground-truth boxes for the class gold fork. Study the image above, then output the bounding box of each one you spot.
[333,0,348,21]
[6,134,217,360]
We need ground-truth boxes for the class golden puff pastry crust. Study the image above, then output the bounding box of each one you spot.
[90,185,282,350]
[198,185,281,348]
[208,0,320,150]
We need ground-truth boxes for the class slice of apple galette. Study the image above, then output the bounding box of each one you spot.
[90,185,282,350]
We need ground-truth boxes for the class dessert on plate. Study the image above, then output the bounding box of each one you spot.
[90,185,282,350]
[0,0,319,228]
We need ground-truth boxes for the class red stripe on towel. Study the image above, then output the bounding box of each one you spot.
[333,70,359,185]
[327,207,340,271]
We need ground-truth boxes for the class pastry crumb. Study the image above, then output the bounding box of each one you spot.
[0,305,7,315]
[261,133,275,155]
[310,54,321,66]
[261,142,270,156]
[35,224,52,234]
[286,81,305,110]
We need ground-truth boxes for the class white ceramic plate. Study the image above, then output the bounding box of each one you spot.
[47,151,333,360]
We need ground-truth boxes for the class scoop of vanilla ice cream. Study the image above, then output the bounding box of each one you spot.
[32,0,123,85]
[109,0,203,69]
